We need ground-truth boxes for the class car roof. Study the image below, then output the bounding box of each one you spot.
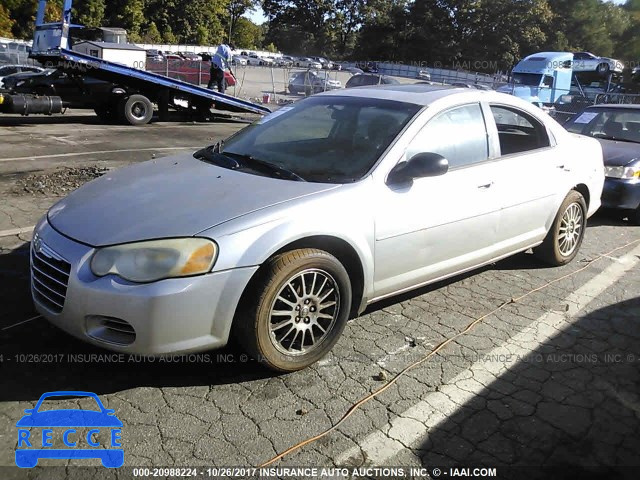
[318,83,474,105]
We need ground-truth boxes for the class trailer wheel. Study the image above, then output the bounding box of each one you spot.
[119,94,154,125]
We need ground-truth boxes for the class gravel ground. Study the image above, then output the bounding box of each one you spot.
[13,166,110,196]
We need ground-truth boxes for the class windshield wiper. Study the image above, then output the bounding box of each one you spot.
[595,135,638,144]
[223,152,307,182]
[193,145,240,169]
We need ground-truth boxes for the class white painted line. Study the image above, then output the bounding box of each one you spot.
[2,314,42,331]
[337,244,640,466]
[0,146,201,163]
[0,226,35,238]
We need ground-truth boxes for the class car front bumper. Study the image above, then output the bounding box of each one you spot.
[601,177,640,211]
[31,218,258,355]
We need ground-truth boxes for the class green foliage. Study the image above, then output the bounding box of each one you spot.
[233,17,262,48]
[74,0,105,28]
[0,4,15,37]
[3,0,640,73]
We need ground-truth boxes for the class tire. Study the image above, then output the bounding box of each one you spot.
[535,191,587,266]
[234,248,352,372]
[597,63,610,74]
[630,207,640,226]
[119,94,153,125]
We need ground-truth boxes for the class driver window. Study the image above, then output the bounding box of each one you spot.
[407,103,489,169]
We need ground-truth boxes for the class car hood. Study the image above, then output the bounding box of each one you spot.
[598,138,640,167]
[16,410,123,427]
[47,154,339,247]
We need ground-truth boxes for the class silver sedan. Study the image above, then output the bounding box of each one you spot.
[31,85,604,371]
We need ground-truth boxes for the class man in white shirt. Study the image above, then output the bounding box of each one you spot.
[207,43,234,93]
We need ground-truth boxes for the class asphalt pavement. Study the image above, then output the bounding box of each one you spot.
[0,114,638,480]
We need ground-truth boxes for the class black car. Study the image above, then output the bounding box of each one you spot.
[565,104,640,224]
[5,69,128,121]
[345,73,400,88]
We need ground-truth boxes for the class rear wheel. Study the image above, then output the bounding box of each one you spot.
[535,191,587,266]
[234,248,352,372]
[630,207,640,226]
[119,94,153,125]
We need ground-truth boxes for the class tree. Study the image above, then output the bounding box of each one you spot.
[0,4,16,37]
[141,21,162,43]
[74,0,106,28]
[233,17,262,48]
[227,0,257,43]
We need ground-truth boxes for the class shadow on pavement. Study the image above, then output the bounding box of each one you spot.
[413,297,640,477]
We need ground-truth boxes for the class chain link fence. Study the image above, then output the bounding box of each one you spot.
[145,59,349,104]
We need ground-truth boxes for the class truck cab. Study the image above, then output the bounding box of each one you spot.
[499,52,573,107]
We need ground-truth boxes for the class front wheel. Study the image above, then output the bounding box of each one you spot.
[235,248,352,372]
[535,191,587,266]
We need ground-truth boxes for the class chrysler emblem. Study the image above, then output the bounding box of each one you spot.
[33,234,43,254]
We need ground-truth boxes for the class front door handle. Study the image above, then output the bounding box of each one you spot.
[477,182,493,189]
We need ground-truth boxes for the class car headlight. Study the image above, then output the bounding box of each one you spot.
[605,165,640,179]
[91,238,217,283]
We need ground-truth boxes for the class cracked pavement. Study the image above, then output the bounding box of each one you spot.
[0,115,639,479]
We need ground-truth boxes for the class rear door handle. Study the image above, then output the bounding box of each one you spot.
[477,182,493,189]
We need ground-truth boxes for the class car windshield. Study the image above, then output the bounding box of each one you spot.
[218,96,421,183]
[566,108,640,143]
[513,73,543,86]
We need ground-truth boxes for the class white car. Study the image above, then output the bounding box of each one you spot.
[246,54,273,66]
[572,52,624,74]
[295,57,322,69]
[232,55,247,66]
[31,86,604,371]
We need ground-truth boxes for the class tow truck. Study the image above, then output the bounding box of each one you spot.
[0,0,269,125]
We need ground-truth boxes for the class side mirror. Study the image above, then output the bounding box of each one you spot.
[387,152,449,184]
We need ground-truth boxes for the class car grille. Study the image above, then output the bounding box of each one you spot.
[31,234,71,314]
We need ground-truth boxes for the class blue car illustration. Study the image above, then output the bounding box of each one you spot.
[16,391,123,468]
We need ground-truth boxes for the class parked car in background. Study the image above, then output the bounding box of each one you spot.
[179,52,201,61]
[246,53,274,66]
[451,82,493,91]
[145,49,164,62]
[276,56,294,67]
[30,86,603,372]
[416,70,431,81]
[288,70,341,94]
[345,73,400,88]
[573,52,624,75]
[311,57,333,70]
[295,57,322,69]
[0,64,44,87]
[232,55,247,66]
[343,66,364,75]
[356,61,379,73]
[164,53,182,60]
[565,104,640,224]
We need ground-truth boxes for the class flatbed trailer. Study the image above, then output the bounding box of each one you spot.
[0,0,269,125]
